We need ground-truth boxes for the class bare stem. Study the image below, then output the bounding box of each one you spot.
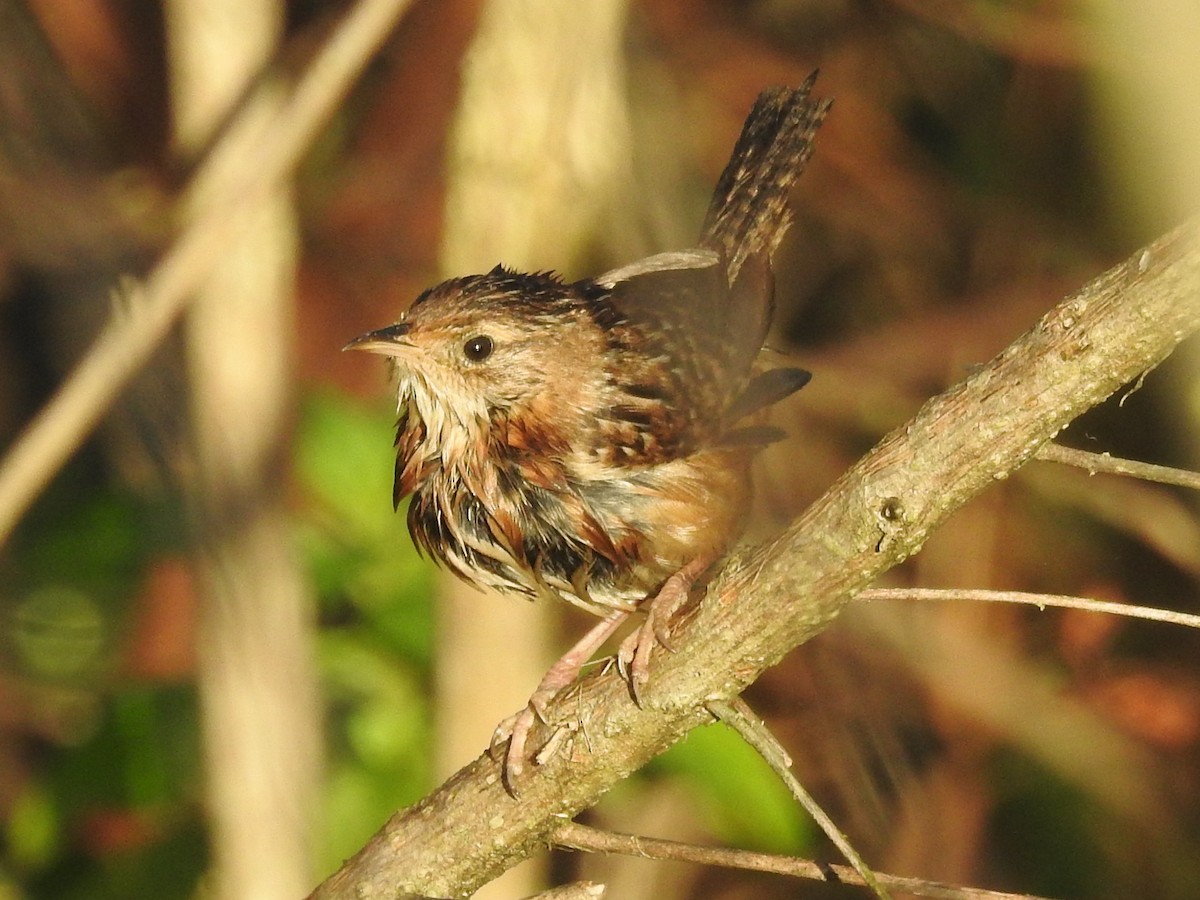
[707,697,890,899]
[1036,442,1200,491]
[857,588,1200,629]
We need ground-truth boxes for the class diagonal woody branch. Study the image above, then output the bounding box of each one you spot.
[311,221,1200,899]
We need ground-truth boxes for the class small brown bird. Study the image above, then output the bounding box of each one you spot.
[349,74,830,786]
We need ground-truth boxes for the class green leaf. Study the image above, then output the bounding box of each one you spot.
[6,785,60,870]
[654,720,816,855]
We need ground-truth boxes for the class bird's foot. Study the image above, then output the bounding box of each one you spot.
[617,554,713,705]
[493,610,629,794]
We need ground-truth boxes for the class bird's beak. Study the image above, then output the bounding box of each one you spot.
[344,321,412,355]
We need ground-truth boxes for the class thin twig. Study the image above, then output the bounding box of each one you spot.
[0,0,412,547]
[1036,443,1200,491]
[857,588,1200,629]
[553,821,1050,900]
[707,698,889,899]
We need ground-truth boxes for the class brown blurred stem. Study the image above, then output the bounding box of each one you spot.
[309,221,1200,896]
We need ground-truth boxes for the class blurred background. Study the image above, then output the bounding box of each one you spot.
[1,0,1198,898]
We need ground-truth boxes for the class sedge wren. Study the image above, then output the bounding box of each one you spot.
[349,74,830,786]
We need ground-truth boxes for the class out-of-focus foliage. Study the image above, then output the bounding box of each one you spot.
[0,391,437,896]
[295,392,435,870]
[0,472,202,897]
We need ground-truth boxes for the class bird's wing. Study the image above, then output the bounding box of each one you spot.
[700,73,831,278]
[587,249,779,465]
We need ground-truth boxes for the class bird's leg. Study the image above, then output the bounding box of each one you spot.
[494,609,630,793]
[618,553,715,705]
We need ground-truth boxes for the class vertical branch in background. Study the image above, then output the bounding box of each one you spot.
[436,1,631,895]
[165,2,320,898]
[440,0,634,274]
[1090,0,1200,226]
[1089,0,1200,466]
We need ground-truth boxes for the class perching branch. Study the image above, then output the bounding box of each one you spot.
[309,218,1200,898]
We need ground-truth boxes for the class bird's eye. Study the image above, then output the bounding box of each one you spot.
[462,335,494,362]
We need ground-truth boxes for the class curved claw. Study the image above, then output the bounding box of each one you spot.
[502,705,538,793]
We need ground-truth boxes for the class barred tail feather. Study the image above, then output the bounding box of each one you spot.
[700,72,831,279]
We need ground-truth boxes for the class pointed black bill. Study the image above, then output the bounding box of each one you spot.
[343,321,412,353]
